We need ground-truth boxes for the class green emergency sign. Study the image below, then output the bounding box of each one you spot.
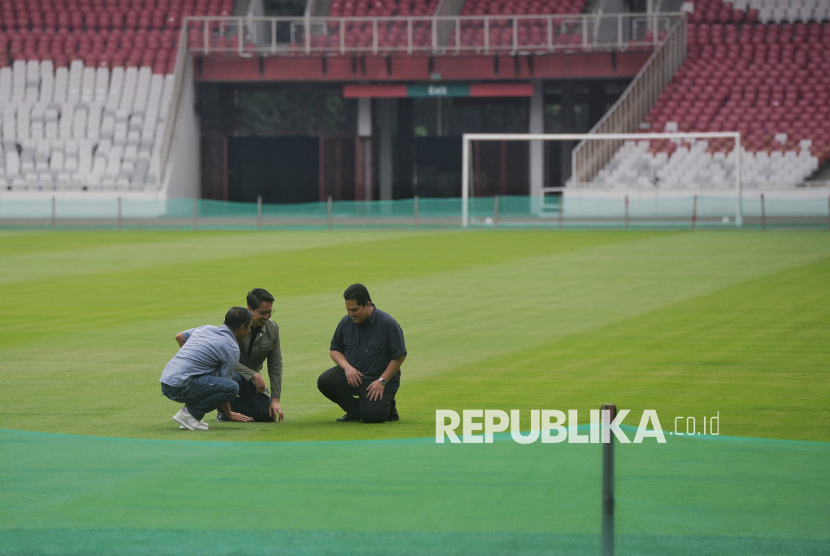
[406,84,471,97]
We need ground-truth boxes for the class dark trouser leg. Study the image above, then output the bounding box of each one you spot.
[317,366,360,418]
[229,372,274,422]
[358,381,393,423]
[162,375,239,421]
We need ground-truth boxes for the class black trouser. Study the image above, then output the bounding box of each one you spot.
[317,366,396,423]
[229,372,275,422]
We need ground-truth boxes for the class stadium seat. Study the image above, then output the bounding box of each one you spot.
[0,0,209,190]
[592,3,830,189]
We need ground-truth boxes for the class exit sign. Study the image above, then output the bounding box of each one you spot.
[406,84,471,97]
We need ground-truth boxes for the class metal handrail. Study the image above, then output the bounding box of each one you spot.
[182,12,683,56]
[571,14,687,184]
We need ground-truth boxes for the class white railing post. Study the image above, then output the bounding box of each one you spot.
[617,13,623,49]
[582,14,588,49]
[547,16,553,51]
[456,18,461,53]
[373,18,378,54]
[271,19,276,54]
[304,17,311,54]
[341,20,345,54]
[238,18,243,55]
[513,17,518,53]
[484,17,489,53]
[203,18,209,53]
[407,18,413,54]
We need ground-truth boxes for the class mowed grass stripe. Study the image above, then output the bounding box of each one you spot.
[0,230,420,284]
[406,255,830,442]
[1,232,827,442]
[0,231,646,346]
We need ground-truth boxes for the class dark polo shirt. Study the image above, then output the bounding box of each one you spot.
[330,306,406,390]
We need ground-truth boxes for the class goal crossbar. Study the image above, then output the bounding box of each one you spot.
[461,132,743,228]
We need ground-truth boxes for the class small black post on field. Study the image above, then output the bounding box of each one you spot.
[624,195,629,231]
[414,195,419,230]
[257,195,263,231]
[691,194,697,230]
[602,403,616,556]
[760,194,766,231]
[494,195,499,230]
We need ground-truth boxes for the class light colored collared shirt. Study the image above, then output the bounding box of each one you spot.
[159,324,240,387]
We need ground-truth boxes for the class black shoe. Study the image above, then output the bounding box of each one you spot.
[387,398,399,422]
[216,411,229,422]
[336,414,360,422]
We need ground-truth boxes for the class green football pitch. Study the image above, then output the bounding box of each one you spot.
[1,230,828,556]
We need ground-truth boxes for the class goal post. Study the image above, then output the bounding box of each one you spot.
[461,132,743,228]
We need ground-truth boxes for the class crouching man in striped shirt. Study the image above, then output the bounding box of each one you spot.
[159,307,254,431]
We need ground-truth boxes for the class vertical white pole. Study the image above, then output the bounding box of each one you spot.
[624,194,629,231]
[51,196,56,231]
[257,195,262,231]
[414,195,419,230]
[117,196,122,231]
[462,134,470,228]
[735,132,743,227]
[760,193,766,231]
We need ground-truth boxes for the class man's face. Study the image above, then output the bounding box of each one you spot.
[249,301,273,328]
[233,322,252,342]
[345,299,371,323]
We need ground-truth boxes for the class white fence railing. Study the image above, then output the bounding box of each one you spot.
[183,12,683,56]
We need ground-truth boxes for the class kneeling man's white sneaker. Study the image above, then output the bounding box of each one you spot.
[179,420,209,430]
[173,407,208,430]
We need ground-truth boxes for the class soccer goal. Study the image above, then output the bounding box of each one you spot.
[461,132,744,229]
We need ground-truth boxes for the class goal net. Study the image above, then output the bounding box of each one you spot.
[462,132,747,229]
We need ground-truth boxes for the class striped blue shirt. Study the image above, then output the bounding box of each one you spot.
[159,324,240,387]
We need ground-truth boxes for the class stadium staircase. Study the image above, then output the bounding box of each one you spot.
[0,0,228,192]
[589,0,830,189]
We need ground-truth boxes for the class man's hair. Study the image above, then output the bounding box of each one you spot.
[224,307,253,330]
[247,288,275,310]
[343,283,371,306]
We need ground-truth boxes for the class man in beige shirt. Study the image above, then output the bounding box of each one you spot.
[218,288,284,422]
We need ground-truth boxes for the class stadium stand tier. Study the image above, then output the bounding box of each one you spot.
[593,0,830,189]
[0,0,231,191]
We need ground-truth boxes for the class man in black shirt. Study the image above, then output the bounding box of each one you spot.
[317,283,407,423]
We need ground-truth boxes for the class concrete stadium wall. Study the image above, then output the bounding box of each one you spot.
[164,59,201,200]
